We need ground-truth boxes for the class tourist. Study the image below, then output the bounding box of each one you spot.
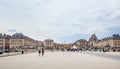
[41,47,44,56]
[21,50,24,54]
[38,47,41,56]
[38,50,41,56]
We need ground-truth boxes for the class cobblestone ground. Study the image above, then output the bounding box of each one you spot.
[0,51,120,69]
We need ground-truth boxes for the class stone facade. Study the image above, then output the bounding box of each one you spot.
[37,41,44,47]
[10,39,24,49]
[0,33,38,50]
[44,39,54,49]
[1,32,120,52]
[75,39,88,50]
[88,34,120,52]
[0,33,11,50]
[0,39,5,50]
[10,33,37,50]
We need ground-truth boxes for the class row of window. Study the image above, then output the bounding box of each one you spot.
[0,43,4,45]
[114,43,120,45]
[114,41,120,46]
[10,43,23,45]
[45,42,53,45]
[11,40,23,41]
[0,40,5,42]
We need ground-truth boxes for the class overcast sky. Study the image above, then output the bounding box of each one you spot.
[0,0,120,43]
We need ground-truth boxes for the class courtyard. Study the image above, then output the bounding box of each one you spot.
[0,51,120,69]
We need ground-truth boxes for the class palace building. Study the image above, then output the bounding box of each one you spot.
[1,32,120,52]
[88,34,120,52]
[10,33,37,50]
[44,39,54,49]
[0,33,11,50]
[74,39,88,50]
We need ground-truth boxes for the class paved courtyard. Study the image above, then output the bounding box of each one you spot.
[0,51,120,69]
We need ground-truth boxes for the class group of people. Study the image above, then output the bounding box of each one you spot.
[38,47,44,56]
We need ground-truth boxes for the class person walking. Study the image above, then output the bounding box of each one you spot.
[41,47,44,56]
[38,47,41,56]
[38,50,41,56]
[21,50,24,54]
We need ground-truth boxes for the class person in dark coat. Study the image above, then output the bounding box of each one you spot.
[21,50,24,54]
[41,48,44,56]
[38,50,41,56]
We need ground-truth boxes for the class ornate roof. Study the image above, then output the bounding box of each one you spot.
[11,33,25,39]
[89,34,97,41]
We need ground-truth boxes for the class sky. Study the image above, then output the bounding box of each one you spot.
[0,0,120,43]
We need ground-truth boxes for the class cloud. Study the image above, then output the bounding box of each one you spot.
[0,0,120,43]
[8,29,16,32]
[108,10,120,20]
